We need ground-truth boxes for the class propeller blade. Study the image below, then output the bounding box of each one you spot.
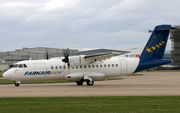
[46,49,49,60]
[62,48,70,72]
[62,48,69,63]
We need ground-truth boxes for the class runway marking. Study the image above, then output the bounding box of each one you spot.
[101,90,105,91]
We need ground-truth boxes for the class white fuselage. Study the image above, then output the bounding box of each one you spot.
[3,57,139,82]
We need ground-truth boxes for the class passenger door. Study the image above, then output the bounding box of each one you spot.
[120,59,127,74]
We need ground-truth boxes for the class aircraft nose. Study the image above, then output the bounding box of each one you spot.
[3,71,9,79]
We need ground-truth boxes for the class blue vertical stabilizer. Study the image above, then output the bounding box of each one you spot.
[134,25,173,72]
[140,25,171,59]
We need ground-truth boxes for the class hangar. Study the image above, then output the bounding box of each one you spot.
[170,25,180,66]
[0,47,78,70]
[0,47,173,71]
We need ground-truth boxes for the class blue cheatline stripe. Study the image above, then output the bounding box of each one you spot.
[134,59,172,73]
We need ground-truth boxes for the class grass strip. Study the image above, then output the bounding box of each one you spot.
[0,96,180,113]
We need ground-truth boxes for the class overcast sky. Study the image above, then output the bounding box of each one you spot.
[0,0,179,52]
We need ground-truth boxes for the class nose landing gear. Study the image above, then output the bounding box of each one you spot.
[14,81,21,87]
[15,83,19,87]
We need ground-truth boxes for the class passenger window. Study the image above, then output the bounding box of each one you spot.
[59,66,62,69]
[55,66,58,69]
[88,65,91,68]
[112,64,114,67]
[100,65,102,68]
[84,65,86,68]
[19,64,23,68]
[80,65,82,69]
[92,65,95,68]
[51,66,54,70]
[116,64,118,67]
[76,66,78,69]
[63,66,66,69]
[104,64,106,68]
[108,64,110,67]
[96,65,98,68]
[72,67,74,69]
[23,64,27,68]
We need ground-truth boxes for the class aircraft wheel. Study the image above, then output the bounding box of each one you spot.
[76,80,83,85]
[86,80,94,86]
[15,83,19,87]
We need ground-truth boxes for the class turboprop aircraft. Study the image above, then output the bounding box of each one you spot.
[3,25,174,87]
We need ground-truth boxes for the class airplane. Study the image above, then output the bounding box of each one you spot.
[3,25,174,87]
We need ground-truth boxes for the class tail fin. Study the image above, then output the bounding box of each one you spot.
[140,25,171,59]
[134,25,173,72]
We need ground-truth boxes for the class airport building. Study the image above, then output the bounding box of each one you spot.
[170,25,180,66]
[0,47,78,71]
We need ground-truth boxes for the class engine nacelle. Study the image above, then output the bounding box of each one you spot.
[69,55,94,66]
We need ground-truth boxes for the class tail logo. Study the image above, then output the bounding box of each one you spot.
[151,46,156,50]
[146,47,152,53]
[146,41,165,53]
[156,44,160,48]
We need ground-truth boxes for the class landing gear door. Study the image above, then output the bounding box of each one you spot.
[120,59,127,74]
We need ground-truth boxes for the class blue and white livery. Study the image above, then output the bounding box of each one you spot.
[3,25,173,86]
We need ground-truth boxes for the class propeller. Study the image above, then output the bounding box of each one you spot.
[62,48,70,67]
[46,49,49,60]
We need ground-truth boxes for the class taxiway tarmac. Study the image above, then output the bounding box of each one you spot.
[0,72,180,97]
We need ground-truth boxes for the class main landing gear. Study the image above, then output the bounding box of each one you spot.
[76,79,84,85]
[76,76,94,86]
[86,80,94,86]
[76,80,94,86]
[14,81,20,87]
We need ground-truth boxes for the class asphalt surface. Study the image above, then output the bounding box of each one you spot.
[0,72,180,97]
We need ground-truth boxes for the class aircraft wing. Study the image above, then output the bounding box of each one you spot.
[68,52,117,66]
[84,52,117,61]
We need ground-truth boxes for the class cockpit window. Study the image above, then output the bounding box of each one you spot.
[19,64,23,68]
[13,64,19,68]
[13,64,28,68]
[23,64,27,68]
